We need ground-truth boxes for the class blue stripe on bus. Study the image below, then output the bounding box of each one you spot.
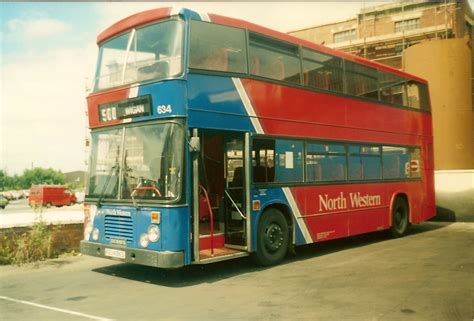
[187,74,257,133]
[250,187,308,250]
[134,80,187,121]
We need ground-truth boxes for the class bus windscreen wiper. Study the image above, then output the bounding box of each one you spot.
[97,148,120,208]
[124,150,139,208]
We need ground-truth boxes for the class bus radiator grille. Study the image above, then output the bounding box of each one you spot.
[104,215,134,243]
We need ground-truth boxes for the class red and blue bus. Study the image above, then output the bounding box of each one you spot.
[80,7,435,268]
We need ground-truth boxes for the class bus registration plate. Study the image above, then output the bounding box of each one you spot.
[105,248,125,259]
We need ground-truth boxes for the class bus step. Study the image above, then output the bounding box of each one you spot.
[199,233,225,250]
[198,247,248,263]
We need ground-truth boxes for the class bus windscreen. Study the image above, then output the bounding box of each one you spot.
[94,19,184,91]
[87,122,184,202]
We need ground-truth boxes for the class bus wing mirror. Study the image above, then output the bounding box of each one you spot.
[189,137,200,153]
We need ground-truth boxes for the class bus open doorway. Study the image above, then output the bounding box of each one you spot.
[196,130,249,263]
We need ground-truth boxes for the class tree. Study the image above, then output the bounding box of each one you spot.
[0,170,17,191]
[0,170,6,191]
[20,168,65,189]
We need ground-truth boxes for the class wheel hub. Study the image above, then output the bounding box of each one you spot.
[264,223,284,253]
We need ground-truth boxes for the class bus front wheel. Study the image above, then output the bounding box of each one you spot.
[390,197,409,238]
[253,208,289,266]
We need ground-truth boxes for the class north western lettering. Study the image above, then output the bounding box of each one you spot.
[319,192,347,211]
[318,192,381,212]
[349,192,381,208]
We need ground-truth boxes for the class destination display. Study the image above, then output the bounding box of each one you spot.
[99,95,151,122]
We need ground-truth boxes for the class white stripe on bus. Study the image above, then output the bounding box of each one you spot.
[198,12,211,22]
[170,7,182,16]
[282,187,313,244]
[128,86,139,98]
[232,78,264,134]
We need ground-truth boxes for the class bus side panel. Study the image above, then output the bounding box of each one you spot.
[187,74,255,132]
[303,184,387,241]
[242,78,431,147]
[252,181,430,249]
[251,187,309,250]
[137,80,187,119]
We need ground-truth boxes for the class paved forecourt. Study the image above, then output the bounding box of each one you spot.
[0,221,472,321]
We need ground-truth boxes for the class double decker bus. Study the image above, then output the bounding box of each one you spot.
[80,7,435,268]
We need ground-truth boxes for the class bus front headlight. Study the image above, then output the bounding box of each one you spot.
[84,222,93,240]
[92,228,100,241]
[147,225,160,243]
[139,233,149,248]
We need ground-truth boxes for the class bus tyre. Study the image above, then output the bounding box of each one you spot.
[390,197,409,238]
[254,208,289,266]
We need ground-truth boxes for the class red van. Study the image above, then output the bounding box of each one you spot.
[28,185,77,208]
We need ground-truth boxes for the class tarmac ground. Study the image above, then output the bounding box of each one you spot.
[0,221,473,321]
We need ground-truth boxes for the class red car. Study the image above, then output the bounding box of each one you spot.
[28,185,77,208]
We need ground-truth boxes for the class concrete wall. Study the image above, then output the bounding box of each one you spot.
[434,170,474,221]
[403,37,473,170]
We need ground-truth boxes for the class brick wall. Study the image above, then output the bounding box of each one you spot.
[0,223,84,256]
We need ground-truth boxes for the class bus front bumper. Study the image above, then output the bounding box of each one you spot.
[80,241,184,269]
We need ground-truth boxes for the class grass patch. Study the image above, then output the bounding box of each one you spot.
[0,220,62,265]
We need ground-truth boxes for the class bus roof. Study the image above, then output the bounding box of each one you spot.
[97,7,427,84]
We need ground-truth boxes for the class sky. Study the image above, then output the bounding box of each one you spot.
[1,1,472,175]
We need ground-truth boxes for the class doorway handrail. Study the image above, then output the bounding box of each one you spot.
[199,184,214,255]
[225,190,246,219]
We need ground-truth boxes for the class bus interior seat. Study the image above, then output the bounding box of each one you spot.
[138,60,169,81]
[272,59,285,81]
[303,72,309,86]
[192,47,228,71]
[250,56,261,75]
[253,166,265,183]
[231,167,243,187]
[319,157,345,181]
[363,158,381,179]
[350,163,364,180]
[304,71,317,87]
[209,48,228,71]
[306,163,322,181]
[384,155,400,179]
[315,71,331,91]
[253,165,274,183]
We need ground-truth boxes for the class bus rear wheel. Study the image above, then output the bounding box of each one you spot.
[253,208,289,266]
[390,197,409,238]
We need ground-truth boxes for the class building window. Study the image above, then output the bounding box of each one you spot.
[333,29,356,43]
[395,18,420,33]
